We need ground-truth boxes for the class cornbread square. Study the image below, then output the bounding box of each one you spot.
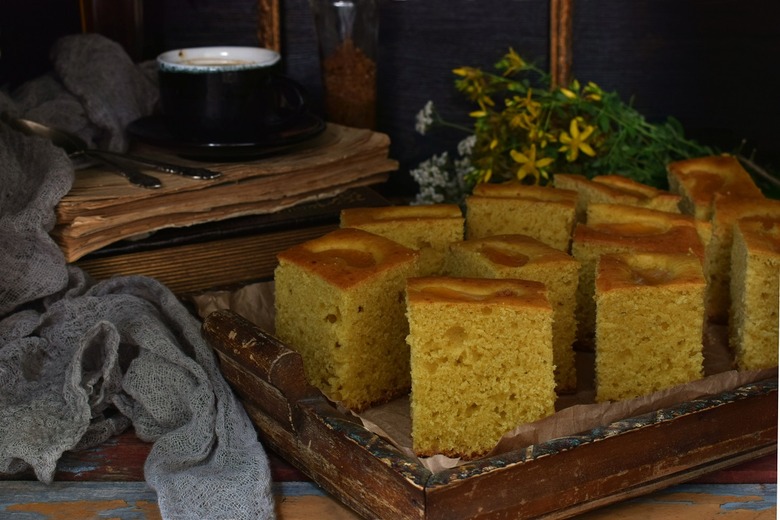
[595,252,706,402]
[571,222,705,348]
[340,204,464,275]
[729,218,780,370]
[405,276,555,460]
[274,228,420,411]
[705,195,780,322]
[554,173,681,223]
[443,234,580,392]
[465,182,578,251]
[666,155,763,221]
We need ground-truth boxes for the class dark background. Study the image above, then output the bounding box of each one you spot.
[2,0,778,197]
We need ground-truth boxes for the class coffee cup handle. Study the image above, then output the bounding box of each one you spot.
[271,76,309,125]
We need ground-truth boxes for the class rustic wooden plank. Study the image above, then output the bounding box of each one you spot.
[217,354,300,430]
[203,309,319,403]
[292,398,430,520]
[0,481,161,519]
[0,481,775,519]
[241,398,430,520]
[0,480,362,520]
[577,483,778,520]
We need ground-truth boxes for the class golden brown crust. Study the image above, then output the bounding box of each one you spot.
[586,203,695,228]
[711,194,780,229]
[736,218,780,256]
[450,234,577,268]
[554,173,681,219]
[596,252,706,293]
[667,155,763,219]
[592,174,669,198]
[573,223,706,264]
[554,173,639,201]
[406,276,550,309]
[472,181,579,204]
[276,228,419,289]
[340,204,463,226]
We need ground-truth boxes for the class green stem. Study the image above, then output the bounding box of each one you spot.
[435,119,473,134]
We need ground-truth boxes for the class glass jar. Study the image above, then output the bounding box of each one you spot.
[309,0,378,129]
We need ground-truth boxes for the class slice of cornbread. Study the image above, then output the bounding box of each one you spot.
[595,252,706,402]
[729,218,780,370]
[706,195,780,322]
[554,173,682,223]
[571,221,705,348]
[340,204,464,275]
[405,276,555,460]
[465,182,578,251]
[443,234,580,392]
[666,155,763,221]
[274,228,420,411]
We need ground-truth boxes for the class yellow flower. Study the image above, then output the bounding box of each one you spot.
[510,144,554,183]
[453,66,478,78]
[559,118,596,162]
[475,167,493,183]
[583,81,604,101]
[501,47,527,75]
[560,88,577,99]
[528,127,554,148]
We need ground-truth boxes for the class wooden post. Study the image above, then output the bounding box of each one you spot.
[257,0,281,52]
[550,0,573,87]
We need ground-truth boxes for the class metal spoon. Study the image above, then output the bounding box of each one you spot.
[6,117,222,186]
[3,116,161,188]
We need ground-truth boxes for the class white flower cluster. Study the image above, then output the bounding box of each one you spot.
[414,100,435,135]
[411,101,476,204]
[410,152,451,204]
[410,135,474,205]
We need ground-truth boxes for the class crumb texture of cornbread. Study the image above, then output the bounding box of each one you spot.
[405,276,555,459]
[340,204,464,275]
[274,228,419,411]
[571,221,705,347]
[729,218,780,371]
[465,182,578,251]
[443,234,579,392]
[554,173,681,223]
[595,253,706,402]
[706,195,780,322]
[666,155,763,220]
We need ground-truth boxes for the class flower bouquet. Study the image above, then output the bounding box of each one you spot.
[411,48,718,205]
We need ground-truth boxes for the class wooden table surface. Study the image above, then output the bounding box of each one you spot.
[0,430,775,519]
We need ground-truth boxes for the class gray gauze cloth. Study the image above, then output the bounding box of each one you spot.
[0,35,275,520]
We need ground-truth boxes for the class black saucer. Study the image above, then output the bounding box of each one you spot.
[127,112,326,160]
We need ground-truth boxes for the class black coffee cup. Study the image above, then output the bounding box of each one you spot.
[157,46,308,143]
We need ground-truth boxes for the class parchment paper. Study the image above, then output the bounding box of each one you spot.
[192,280,777,473]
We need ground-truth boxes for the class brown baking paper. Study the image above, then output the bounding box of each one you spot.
[192,281,777,473]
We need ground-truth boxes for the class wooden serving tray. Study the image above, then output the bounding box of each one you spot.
[202,310,777,520]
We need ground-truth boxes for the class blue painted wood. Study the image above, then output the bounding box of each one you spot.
[0,481,775,518]
[627,483,777,512]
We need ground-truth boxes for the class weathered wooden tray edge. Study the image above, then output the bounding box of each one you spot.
[203,309,778,520]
